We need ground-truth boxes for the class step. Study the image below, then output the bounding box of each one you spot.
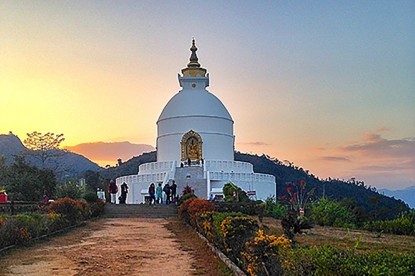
[103,204,178,218]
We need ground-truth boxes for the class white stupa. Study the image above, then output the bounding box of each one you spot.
[116,40,275,203]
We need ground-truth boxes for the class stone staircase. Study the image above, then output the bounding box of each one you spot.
[174,166,208,199]
[103,204,178,218]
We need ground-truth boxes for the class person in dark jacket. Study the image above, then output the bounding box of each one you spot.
[108,179,118,204]
[163,183,171,204]
[171,181,177,203]
[148,183,156,205]
[119,182,128,204]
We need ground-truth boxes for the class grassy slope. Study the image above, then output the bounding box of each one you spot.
[260,217,415,255]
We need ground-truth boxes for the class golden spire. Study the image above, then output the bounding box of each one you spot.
[187,38,201,68]
[181,38,207,78]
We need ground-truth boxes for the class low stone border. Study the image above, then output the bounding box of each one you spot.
[196,231,246,276]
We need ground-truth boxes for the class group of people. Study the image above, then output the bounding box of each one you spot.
[148,181,177,205]
[107,179,178,205]
[107,179,128,204]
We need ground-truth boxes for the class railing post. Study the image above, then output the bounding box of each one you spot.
[10,200,15,216]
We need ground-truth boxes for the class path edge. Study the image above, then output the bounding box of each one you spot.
[196,231,246,276]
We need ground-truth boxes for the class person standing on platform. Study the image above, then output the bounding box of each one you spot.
[119,182,128,204]
[108,179,118,204]
[171,181,177,203]
[148,183,156,205]
[156,183,163,204]
[163,183,171,204]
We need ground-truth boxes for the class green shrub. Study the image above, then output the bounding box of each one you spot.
[214,201,264,216]
[90,200,106,217]
[310,197,356,228]
[364,210,415,236]
[264,197,287,219]
[44,213,66,233]
[223,182,250,202]
[83,191,99,203]
[55,181,83,199]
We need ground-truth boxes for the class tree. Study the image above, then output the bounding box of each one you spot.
[82,170,102,190]
[23,131,65,168]
[223,182,250,202]
[2,156,57,201]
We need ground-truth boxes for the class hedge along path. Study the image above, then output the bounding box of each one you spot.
[0,218,197,275]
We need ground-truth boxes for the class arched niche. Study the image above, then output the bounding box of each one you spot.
[181,130,203,161]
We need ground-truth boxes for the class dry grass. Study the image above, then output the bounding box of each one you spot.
[165,218,233,276]
[259,217,415,254]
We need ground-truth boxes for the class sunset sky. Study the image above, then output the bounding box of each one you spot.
[1,1,414,189]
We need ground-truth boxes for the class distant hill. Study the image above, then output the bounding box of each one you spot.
[234,152,409,220]
[0,133,101,180]
[379,186,415,209]
[66,141,154,166]
[100,151,409,220]
[0,134,26,164]
[99,151,157,180]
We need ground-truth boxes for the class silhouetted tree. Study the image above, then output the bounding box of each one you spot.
[23,131,66,168]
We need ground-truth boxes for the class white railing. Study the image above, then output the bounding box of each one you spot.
[204,160,254,173]
[208,171,275,183]
[138,161,174,173]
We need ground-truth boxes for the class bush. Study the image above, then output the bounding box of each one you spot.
[264,197,287,219]
[177,192,197,206]
[221,216,259,266]
[55,181,83,199]
[178,197,196,224]
[187,198,215,227]
[83,191,99,203]
[47,197,84,225]
[214,201,263,215]
[223,182,250,202]
[281,211,312,243]
[242,229,291,276]
[0,215,34,247]
[195,211,246,250]
[364,210,415,235]
[309,197,356,228]
[90,200,106,217]
[0,200,100,249]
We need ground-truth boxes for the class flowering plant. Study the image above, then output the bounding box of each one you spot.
[285,180,315,217]
[281,180,315,243]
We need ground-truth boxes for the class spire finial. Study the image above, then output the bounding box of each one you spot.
[188,38,200,68]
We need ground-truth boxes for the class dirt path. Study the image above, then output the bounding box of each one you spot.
[0,218,198,275]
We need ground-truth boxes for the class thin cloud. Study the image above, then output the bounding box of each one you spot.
[375,127,392,133]
[238,141,270,146]
[341,135,415,159]
[320,156,351,162]
[314,133,415,189]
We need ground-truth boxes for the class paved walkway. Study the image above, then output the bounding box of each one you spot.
[0,218,197,275]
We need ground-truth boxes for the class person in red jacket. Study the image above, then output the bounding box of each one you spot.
[108,179,118,204]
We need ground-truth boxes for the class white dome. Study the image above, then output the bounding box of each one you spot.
[157,88,233,123]
[156,40,235,162]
